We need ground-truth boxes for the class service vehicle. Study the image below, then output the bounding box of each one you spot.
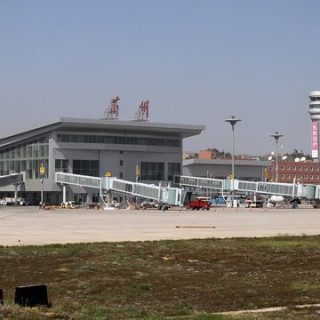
[211,195,229,206]
[187,196,210,210]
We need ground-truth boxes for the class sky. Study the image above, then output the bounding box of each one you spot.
[1,0,320,156]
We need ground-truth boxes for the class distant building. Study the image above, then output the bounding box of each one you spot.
[183,159,271,181]
[266,160,320,184]
[198,150,216,160]
[182,151,196,160]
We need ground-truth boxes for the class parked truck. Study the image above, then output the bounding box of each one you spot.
[187,196,210,210]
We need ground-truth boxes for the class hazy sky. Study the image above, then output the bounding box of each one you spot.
[1,0,320,155]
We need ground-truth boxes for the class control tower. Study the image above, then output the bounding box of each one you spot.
[309,91,320,160]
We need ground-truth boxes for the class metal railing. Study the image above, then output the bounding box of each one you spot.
[55,172,102,189]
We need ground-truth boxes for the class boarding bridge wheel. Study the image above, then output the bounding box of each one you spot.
[290,198,300,209]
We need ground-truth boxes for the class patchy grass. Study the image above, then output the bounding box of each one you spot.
[0,236,320,319]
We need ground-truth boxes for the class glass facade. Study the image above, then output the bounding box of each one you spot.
[0,137,49,179]
[73,160,99,177]
[168,162,181,181]
[141,162,164,180]
[57,134,180,147]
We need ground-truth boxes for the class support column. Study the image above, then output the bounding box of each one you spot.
[62,185,67,203]
[14,184,18,204]
[106,191,112,205]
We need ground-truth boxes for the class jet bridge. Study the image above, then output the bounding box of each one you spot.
[0,173,25,203]
[55,172,183,206]
[176,175,318,200]
[55,172,320,209]
[0,173,24,188]
[175,176,225,192]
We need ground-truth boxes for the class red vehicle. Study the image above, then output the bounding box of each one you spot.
[187,196,210,210]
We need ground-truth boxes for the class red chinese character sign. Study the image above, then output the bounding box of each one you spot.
[312,120,319,159]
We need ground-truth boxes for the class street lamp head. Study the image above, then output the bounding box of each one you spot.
[270,131,283,142]
[225,115,241,128]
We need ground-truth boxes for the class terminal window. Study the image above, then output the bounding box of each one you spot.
[55,159,69,173]
[168,162,181,181]
[141,162,164,181]
[73,160,99,177]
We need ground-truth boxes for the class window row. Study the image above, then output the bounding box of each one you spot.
[279,166,320,172]
[57,134,180,147]
[0,158,180,181]
[281,174,320,180]
[73,160,99,177]
[141,162,164,181]
[0,138,49,160]
[55,159,100,177]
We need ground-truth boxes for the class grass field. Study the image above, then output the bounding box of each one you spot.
[1,236,320,319]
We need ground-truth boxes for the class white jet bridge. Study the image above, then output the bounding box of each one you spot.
[0,173,24,188]
[55,172,183,207]
[55,172,320,209]
[0,173,25,203]
[176,175,319,200]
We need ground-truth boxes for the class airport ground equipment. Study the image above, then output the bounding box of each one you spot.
[187,196,210,210]
[55,172,183,209]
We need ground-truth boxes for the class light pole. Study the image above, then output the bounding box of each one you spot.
[225,116,241,207]
[270,132,283,182]
[39,163,46,207]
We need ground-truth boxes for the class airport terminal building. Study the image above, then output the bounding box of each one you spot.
[0,118,204,204]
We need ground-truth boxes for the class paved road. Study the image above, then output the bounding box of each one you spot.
[0,206,320,246]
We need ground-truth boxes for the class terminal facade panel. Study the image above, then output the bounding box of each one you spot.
[0,117,204,204]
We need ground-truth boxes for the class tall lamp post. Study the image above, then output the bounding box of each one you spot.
[225,116,241,207]
[39,163,46,207]
[270,132,283,182]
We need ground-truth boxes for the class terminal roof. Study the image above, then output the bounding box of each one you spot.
[0,117,205,148]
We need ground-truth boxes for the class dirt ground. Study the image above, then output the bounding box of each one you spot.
[1,205,320,246]
[1,236,320,319]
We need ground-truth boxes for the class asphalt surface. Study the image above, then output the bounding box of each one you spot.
[0,205,320,246]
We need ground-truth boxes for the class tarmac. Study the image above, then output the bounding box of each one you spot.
[0,205,320,246]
